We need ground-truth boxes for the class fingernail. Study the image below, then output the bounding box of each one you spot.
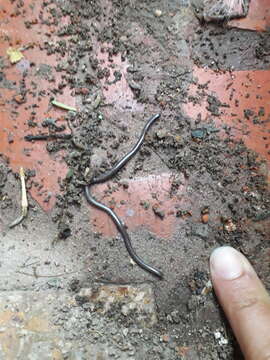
[210,246,246,280]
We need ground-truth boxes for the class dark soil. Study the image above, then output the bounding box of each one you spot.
[192,26,270,70]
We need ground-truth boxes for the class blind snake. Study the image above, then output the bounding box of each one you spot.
[84,113,163,279]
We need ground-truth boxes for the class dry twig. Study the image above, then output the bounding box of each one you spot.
[9,167,28,228]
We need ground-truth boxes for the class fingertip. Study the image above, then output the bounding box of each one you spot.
[209,246,270,360]
[210,246,248,281]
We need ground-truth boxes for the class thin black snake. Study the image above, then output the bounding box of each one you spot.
[84,114,163,278]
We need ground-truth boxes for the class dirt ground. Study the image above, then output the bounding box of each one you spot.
[0,0,269,359]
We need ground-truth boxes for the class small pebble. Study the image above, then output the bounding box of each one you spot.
[160,334,170,343]
[154,9,162,17]
[201,213,209,224]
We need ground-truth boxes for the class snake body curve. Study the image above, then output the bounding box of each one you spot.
[84,114,163,278]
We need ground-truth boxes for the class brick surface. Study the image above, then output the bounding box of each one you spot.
[184,66,270,167]
[91,173,187,239]
[0,0,72,210]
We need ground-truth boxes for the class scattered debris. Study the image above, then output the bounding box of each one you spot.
[191,127,207,140]
[120,180,129,189]
[253,210,270,222]
[6,47,24,64]
[7,132,14,144]
[156,129,167,140]
[9,167,28,228]
[13,94,26,104]
[140,200,150,210]
[201,280,213,295]
[92,92,102,109]
[191,0,249,22]
[154,9,162,17]
[24,133,72,141]
[214,330,229,346]
[152,203,165,219]
[176,346,190,357]
[58,221,71,239]
[51,99,77,112]
[222,217,237,232]
[128,79,141,93]
[191,223,209,239]
[16,268,79,278]
[175,209,193,218]
[160,334,170,343]
[201,207,209,223]
[201,213,209,223]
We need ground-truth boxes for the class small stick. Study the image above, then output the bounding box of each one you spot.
[51,99,77,112]
[9,167,28,228]
[16,269,81,278]
[25,133,72,141]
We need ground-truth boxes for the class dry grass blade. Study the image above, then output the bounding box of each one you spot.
[9,167,28,228]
